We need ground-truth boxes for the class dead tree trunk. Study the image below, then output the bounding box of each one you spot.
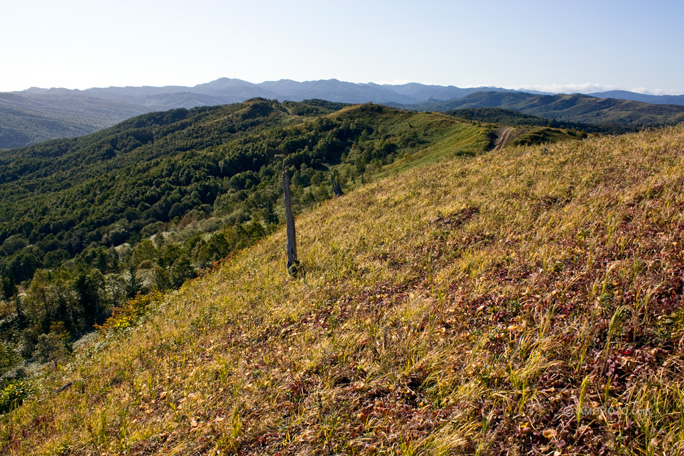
[282,170,299,275]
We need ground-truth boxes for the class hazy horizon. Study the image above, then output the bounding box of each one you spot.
[11,77,684,97]
[2,0,683,95]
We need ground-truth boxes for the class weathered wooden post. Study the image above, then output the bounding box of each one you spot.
[282,169,299,275]
[331,175,344,197]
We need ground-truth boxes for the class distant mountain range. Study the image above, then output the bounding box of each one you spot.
[22,78,517,106]
[403,91,684,129]
[588,90,684,106]
[2,78,683,148]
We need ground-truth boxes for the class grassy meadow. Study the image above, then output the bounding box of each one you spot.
[2,124,684,455]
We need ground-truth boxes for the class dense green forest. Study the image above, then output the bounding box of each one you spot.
[1,98,519,378]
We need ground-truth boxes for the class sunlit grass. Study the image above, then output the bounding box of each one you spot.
[2,125,684,454]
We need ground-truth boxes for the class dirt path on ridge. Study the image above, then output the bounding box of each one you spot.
[493,126,516,151]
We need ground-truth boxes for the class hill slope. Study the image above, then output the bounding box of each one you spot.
[2,125,684,454]
[0,93,146,149]
[590,90,684,106]
[0,99,488,284]
[0,99,503,365]
[412,91,684,130]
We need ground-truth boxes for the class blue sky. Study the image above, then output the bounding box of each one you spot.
[1,0,682,93]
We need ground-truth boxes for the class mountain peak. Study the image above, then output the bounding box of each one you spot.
[195,78,254,89]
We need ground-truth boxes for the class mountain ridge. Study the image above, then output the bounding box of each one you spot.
[2,79,684,149]
[403,91,684,130]
[589,89,684,105]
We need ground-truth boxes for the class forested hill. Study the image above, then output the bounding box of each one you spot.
[0,92,147,149]
[0,98,353,289]
[1,98,512,367]
[406,91,684,130]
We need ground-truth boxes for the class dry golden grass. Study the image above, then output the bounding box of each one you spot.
[2,125,684,455]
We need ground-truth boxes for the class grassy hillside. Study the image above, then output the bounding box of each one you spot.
[1,99,506,379]
[413,92,684,131]
[2,125,684,454]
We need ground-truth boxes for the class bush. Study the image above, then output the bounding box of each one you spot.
[97,291,163,333]
[0,380,33,414]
